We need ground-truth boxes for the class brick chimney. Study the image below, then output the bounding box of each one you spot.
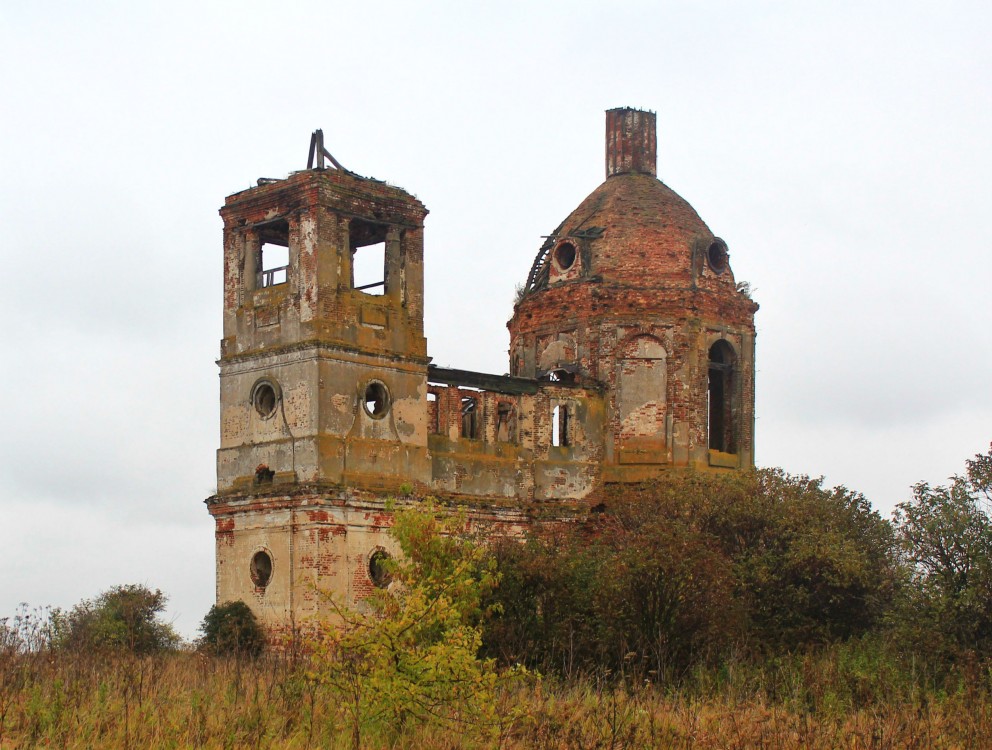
[605,107,657,178]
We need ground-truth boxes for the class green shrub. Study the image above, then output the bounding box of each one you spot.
[484,469,900,678]
[199,601,265,657]
[308,501,525,749]
[53,584,179,654]
[893,442,992,659]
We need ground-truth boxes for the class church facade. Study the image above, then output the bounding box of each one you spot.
[206,108,758,630]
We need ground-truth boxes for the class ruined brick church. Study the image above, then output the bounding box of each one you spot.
[207,108,758,629]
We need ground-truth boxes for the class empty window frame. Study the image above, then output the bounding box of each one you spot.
[496,401,516,443]
[362,380,390,419]
[707,340,737,454]
[368,549,392,588]
[257,219,290,288]
[427,391,440,434]
[551,403,570,447]
[350,219,388,295]
[461,396,479,440]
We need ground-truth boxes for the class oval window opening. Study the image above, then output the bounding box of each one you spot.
[554,242,577,271]
[707,241,728,274]
[369,550,392,588]
[363,381,390,419]
[250,550,273,587]
[252,382,277,418]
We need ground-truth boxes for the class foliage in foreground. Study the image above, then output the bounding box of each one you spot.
[0,646,990,749]
[306,502,524,749]
[485,468,899,678]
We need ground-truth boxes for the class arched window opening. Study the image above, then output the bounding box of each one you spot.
[708,341,737,454]
[496,402,516,443]
[461,396,479,439]
[552,404,570,447]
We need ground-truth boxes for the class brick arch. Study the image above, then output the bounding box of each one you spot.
[618,332,667,360]
[538,334,577,372]
[615,334,669,462]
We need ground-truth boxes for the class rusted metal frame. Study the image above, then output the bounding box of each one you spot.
[354,280,385,291]
[524,219,566,293]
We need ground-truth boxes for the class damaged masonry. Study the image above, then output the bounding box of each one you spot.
[207,108,759,632]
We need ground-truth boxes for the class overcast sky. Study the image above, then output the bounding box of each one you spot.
[2,1,989,638]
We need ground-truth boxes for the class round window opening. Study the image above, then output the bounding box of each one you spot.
[554,242,577,271]
[369,550,392,588]
[362,381,390,419]
[252,382,278,418]
[707,241,728,274]
[250,550,273,587]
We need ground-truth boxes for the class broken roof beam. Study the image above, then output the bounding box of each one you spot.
[307,128,352,174]
[428,366,539,395]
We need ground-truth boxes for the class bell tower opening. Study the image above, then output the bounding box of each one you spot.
[257,219,289,289]
[350,218,388,295]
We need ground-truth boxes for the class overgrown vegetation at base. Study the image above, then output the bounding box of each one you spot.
[306,503,523,748]
[484,468,899,678]
[0,647,990,748]
[2,444,992,747]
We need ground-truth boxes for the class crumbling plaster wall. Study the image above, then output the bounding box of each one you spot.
[425,382,603,500]
[210,492,533,629]
[218,170,431,495]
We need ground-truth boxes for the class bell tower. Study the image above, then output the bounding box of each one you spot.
[216,140,431,497]
[208,137,432,633]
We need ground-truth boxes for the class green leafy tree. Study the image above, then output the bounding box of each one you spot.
[308,501,523,749]
[485,469,899,677]
[199,601,265,657]
[486,503,739,679]
[54,584,179,654]
[718,470,897,649]
[894,442,992,656]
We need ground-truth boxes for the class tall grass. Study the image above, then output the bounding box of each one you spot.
[1,642,989,749]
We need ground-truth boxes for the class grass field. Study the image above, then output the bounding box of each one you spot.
[2,648,989,749]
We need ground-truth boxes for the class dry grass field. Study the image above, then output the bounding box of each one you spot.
[2,648,990,749]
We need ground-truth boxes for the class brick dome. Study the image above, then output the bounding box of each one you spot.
[509,107,757,385]
[526,171,720,292]
[519,108,737,298]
